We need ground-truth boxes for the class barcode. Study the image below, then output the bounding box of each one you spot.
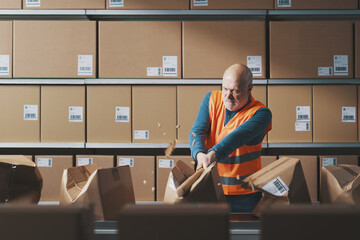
[335,67,347,72]
[80,67,91,71]
[278,0,290,5]
[195,0,207,2]
[70,115,82,120]
[164,68,176,73]
[0,67,8,71]
[306,122,310,131]
[343,115,355,120]
[111,0,123,2]
[298,115,309,120]
[28,0,40,2]
[116,115,128,121]
[250,67,260,72]
[25,113,36,118]
[273,179,286,193]
[194,0,208,6]
[145,131,149,138]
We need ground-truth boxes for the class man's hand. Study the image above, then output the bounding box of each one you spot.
[196,151,218,169]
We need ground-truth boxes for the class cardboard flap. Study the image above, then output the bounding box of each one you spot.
[176,168,204,197]
[172,160,195,188]
[0,155,35,167]
[326,164,360,189]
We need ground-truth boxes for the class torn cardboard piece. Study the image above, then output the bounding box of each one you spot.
[59,164,135,220]
[0,155,43,204]
[321,164,360,205]
[164,161,225,203]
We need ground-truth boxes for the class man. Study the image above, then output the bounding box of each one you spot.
[189,63,272,212]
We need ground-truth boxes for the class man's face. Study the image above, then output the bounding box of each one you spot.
[222,73,249,111]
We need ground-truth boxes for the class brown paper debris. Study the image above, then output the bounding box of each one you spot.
[157,122,161,128]
[165,139,177,158]
[192,139,195,146]
[143,180,147,185]
[176,124,180,129]
[152,187,155,192]
[191,132,196,137]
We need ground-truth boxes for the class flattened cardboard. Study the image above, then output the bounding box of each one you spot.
[313,85,357,142]
[60,164,135,220]
[76,155,114,169]
[99,21,181,78]
[14,21,96,78]
[261,156,277,168]
[0,21,12,78]
[132,86,176,143]
[0,155,42,204]
[106,0,188,9]
[275,0,357,9]
[156,155,196,201]
[0,85,40,142]
[183,21,266,79]
[268,85,312,143]
[177,85,221,143]
[87,85,131,143]
[35,155,73,201]
[23,0,105,9]
[117,155,155,201]
[41,86,85,142]
[191,0,273,9]
[270,21,353,78]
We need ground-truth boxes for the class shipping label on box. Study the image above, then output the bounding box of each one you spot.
[322,158,337,166]
[334,55,348,76]
[147,67,162,77]
[37,158,52,167]
[277,0,291,7]
[159,159,174,169]
[69,106,83,122]
[262,177,289,196]
[118,157,134,167]
[78,158,93,166]
[193,0,208,7]
[0,55,10,76]
[109,0,124,7]
[295,122,310,132]
[26,0,40,7]
[162,56,177,77]
[134,130,149,139]
[78,55,93,76]
[342,107,356,122]
[318,67,333,76]
[247,56,262,77]
[24,105,38,121]
[296,106,310,121]
[115,107,130,123]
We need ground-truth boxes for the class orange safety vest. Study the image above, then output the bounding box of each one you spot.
[206,91,271,195]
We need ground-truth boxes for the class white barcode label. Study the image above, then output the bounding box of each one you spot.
[318,67,333,76]
[263,177,289,196]
[295,122,310,132]
[109,0,124,7]
[342,106,356,122]
[78,158,93,166]
[37,158,52,167]
[193,0,208,7]
[277,0,291,7]
[115,107,130,123]
[334,55,348,76]
[24,105,38,121]
[147,67,162,77]
[159,159,174,169]
[247,56,262,77]
[78,55,93,76]
[322,158,337,166]
[26,0,40,7]
[163,56,177,77]
[69,106,83,122]
[118,158,134,167]
[0,55,10,76]
[296,106,310,121]
[134,130,149,139]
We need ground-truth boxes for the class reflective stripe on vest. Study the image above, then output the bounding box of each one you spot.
[206,91,271,195]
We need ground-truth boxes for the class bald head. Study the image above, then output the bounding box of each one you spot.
[222,64,253,111]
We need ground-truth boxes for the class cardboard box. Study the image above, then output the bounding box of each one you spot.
[0,0,21,8]
[0,85,40,142]
[132,86,176,143]
[35,155,73,202]
[156,156,196,201]
[87,85,131,143]
[76,155,114,168]
[280,155,318,202]
[356,23,360,78]
[0,21,12,78]
[275,0,357,9]
[106,0,189,9]
[191,0,273,9]
[99,21,181,78]
[270,21,353,78]
[14,21,96,78]
[313,85,357,142]
[183,21,266,79]
[117,155,155,201]
[60,164,135,220]
[321,164,360,205]
[0,205,94,240]
[118,203,229,240]
[41,86,85,143]
[0,155,42,204]
[261,156,277,168]
[243,156,311,216]
[23,0,105,9]
[268,85,312,143]
[252,85,267,107]
[177,85,221,143]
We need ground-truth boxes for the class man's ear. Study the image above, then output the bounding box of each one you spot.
[248,83,253,93]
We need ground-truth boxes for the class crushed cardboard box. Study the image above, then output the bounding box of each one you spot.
[59,164,135,220]
[242,156,311,216]
[0,155,43,204]
[321,164,360,205]
[164,161,225,203]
